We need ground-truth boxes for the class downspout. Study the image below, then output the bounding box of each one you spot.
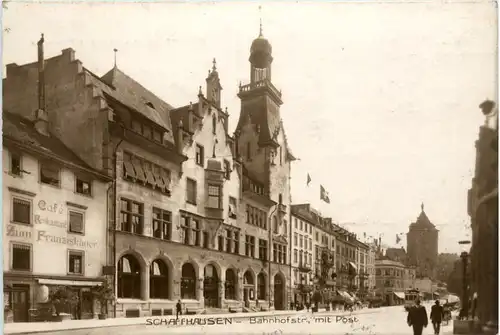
[268,205,277,308]
[112,135,124,318]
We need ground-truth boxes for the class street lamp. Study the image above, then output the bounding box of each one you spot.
[459,240,471,319]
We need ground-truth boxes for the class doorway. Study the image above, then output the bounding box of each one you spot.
[203,265,219,308]
[273,274,285,310]
[11,284,30,322]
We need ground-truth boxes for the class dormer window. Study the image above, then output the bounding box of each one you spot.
[145,101,155,109]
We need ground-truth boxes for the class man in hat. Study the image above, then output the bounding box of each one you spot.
[430,300,445,334]
[407,299,429,335]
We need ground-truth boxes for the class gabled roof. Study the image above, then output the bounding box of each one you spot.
[410,208,436,229]
[90,67,175,144]
[2,111,109,180]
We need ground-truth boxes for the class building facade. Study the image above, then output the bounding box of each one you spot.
[366,244,377,295]
[375,259,406,306]
[234,28,294,311]
[406,204,439,279]
[355,241,370,299]
[468,100,498,331]
[2,110,111,322]
[290,204,316,305]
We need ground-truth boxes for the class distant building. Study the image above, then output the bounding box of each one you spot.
[406,204,439,279]
[375,259,407,306]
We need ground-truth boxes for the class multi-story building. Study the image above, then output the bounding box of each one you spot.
[233,27,294,311]
[375,259,407,306]
[313,217,337,298]
[406,203,439,279]
[355,241,370,299]
[403,266,417,290]
[2,40,112,323]
[3,27,294,318]
[366,244,377,295]
[334,226,358,296]
[385,247,407,264]
[290,204,317,305]
[468,100,498,332]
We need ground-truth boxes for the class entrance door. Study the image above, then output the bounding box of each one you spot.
[12,285,30,322]
[243,288,249,307]
[203,265,219,308]
[80,291,94,319]
[274,275,284,310]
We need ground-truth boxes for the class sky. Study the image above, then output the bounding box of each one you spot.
[2,0,497,253]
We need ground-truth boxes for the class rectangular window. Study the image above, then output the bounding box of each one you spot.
[68,250,84,274]
[181,216,191,245]
[195,144,204,166]
[132,120,142,133]
[10,152,22,176]
[194,220,201,246]
[246,205,250,223]
[294,233,298,246]
[68,211,84,234]
[258,239,267,261]
[143,124,152,139]
[12,197,31,225]
[218,235,224,251]
[153,130,163,143]
[207,184,221,208]
[203,231,209,248]
[152,208,172,240]
[294,249,298,263]
[186,178,197,204]
[228,197,237,219]
[12,243,31,271]
[226,230,232,253]
[234,232,239,254]
[75,177,92,196]
[120,198,144,234]
[224,160,231,180]
[40,163,60,187]
[122,152,136,180]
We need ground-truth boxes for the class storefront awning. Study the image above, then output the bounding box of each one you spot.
[394,292,405,299]
[37,279,102,287]
[337,290,354,302]
[348,262,357,272]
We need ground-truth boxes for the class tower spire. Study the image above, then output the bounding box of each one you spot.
[113,48,118,68]
[212,58,217,72]
[421,202,424,212]
[258,5,263,36]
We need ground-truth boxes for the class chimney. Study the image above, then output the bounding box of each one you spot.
[177,119,184,150]
[34,33,49,136]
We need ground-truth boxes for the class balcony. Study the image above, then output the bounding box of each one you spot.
[238,80,283,105]
[242,176,275,207]
[298,261,312,273]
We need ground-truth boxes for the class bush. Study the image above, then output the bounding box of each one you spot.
[49,286,78,316]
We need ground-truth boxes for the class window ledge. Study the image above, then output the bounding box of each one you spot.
[116,298,145,304]
[149,299,175,303]
[8,187,36,197]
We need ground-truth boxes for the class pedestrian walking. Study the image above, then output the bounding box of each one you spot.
[430,300,445,335]
[407,299,428,335]
[176,300,182,319]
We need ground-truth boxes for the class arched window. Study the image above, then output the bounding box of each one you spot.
[225,269,236,300]
[257,273,266,300]
[212,114,217,134]
[150,259,169,299]
[244,270,254,285]
[117,255,141,299]
[181,263,196,299]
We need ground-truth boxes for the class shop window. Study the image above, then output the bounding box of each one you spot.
[75,177,92,196]
[11,243,31,271]
[150,259,169,299]
[152,208,172,240]
[180,263,196,299]
[68,250,84,274]
[225,269,236,300]
[40,163,60,187]
[186,178,197,205]
[117,255,141,299]
[120,198,144,235]
[10,152,22,176]
[257,273,266,300]
[68,211,84,234]
[12,197,31,225]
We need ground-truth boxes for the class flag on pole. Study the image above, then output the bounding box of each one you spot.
[307,173,311,186]
[396,234,401,244]
[320,185,330,204]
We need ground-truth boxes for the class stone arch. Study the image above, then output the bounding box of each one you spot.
[203,262,220,308]
[116,248,147,270]
[225,268,238,300]
[180,259,200,278]
[273,272,286,310]
[116,252,145,299]
[202,261,222,280]
[180,262,198,300]
[149,255,174,300]
[257,271,267,301]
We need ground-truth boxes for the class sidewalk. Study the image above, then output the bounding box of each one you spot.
[4,307,380,334]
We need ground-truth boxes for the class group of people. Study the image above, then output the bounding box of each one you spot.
[407,300,449,335]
